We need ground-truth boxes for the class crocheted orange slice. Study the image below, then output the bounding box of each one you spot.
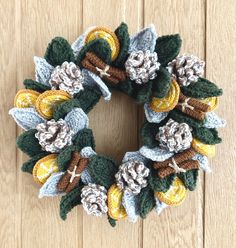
[156,177,187,206]
[149,80,180,112]
[192,138,216,157]
[14,89,40,108]
[33,154,59,185]
[200,97,218,112]
[107,184,127,220]
[35,90,71,119]
[85,27,120,61]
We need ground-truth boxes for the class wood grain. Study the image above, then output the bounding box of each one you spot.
[0,0,235,247]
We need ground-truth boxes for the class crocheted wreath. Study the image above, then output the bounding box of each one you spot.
[10,23,225,227]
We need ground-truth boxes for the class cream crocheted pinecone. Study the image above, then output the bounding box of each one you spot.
[50,61,84,95]
[35,119,74,153]
[156,119,193,153]
[125,50,160,84]
[167,54,205,86]
[115,160,150,195]
[81,183,108,217]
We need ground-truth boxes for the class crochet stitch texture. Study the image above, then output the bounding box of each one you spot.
[9,22,225,227]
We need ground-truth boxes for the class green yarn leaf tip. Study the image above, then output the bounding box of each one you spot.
[152,67,172,98]
[57,145,77,171]
[44,37,75,66]
[74,86,102,113]
[76,39,112,66]
[16,129,42,157]
[155,34,182,66]
[88,155,118,189]
[23,79,51,93]
[181,77,223,98]
[60,184,83,220]
[132,81,153,104]
[139,186,156,218]
[192,127,222,145]
[179,169,198,191]
[108,216,117,227]
[118,79,134,96]
[112,22,130,67]
[73,128,95,152]
[21,153,48,174]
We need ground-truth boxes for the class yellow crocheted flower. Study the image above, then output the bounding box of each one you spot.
[85,27,120,61]
[149,80,180,112]
[156,177,187,206]
[35,90,71,119]
[192,138,216,157]
[33,154,59,184]
[108,184,127,220]
[14,89,40,108]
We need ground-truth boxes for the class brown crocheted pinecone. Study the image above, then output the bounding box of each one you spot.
[167,54,205,86]
[81,183,108,217]
[50,61,84,95]
[35,119,74,153]
[125,50,160,84]
[115,160,150,195]
[156,119,193,153]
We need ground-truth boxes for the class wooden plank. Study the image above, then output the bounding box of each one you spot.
[0,1,18,247]
[18,1,83,247]
[82,0,143,247]
[205,1,236,247]
[143,1,205,247]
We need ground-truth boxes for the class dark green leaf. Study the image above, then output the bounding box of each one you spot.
[118,79,134,96]
[108,216,117,227]
[73,128,95,151]
[23,79,51,93]
[192,127,222,145]
[57,145,77,171]
[132,81,153,103]
[178,169,199,191]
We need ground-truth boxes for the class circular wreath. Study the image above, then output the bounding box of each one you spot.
[9,23,225,227]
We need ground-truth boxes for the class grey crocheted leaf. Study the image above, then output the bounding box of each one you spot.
[71,26,95,57]
[81,168,94,185]
[122,151,148,164]
[34,56,54,85]
[139,145,173,162]
[9,107,45,130]
[144,103,168,123]
[155,197,168,215]
[204,112,226,129]
[82,69,111,100]
[38,172,65,198]
[192,153,211,173]
[122,191,139,222]
[80,146,97,158]
[129,24,157,53]
[64,107,89,135]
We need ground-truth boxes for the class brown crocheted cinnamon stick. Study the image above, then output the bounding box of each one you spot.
[153,148,196,169]
[175,104,206,120]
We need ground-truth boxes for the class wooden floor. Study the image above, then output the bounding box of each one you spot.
[0,0,235,247]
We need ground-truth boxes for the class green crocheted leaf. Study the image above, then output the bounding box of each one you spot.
[152,67,172,98]
[148,167,175,192]
[139,186,156,218]
[74,86,102,113]
[155,34,182,66]
[23,79,51,93]
[112,22,130,67]
[60,184,83,220]
[44,37,75,66]
[179,169,199,191]
[168,109,204,128]
[181,77,223,99]
[118,79,134,96]
[192,127,222,145]
[108,216,117,227]
[21,152,48,174]
[76,39,112,66]
[88,155,118,189]
[53,98,81,121]
[73,128,95,152]
[132,81,153,103]
[57,145,77,171]
[16,129,43,157]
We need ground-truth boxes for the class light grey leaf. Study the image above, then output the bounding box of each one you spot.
[81,168,94,185]
[192,153,211,173]
[144,103,168,123]
[155,197,168,215]
[204,112,226,129]
[80,146,97,158]
[122,191,139,222]
[122,151,148,164]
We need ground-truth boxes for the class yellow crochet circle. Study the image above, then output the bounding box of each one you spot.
[14,89,40,108]
[149,80,180,112]
[156,177,187,206]
[192,138,216,157]
[108,184,127,220]
[200,97,218,112]
[35,90,71,119]
[33,154,59,185]
[85,27,120,61]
